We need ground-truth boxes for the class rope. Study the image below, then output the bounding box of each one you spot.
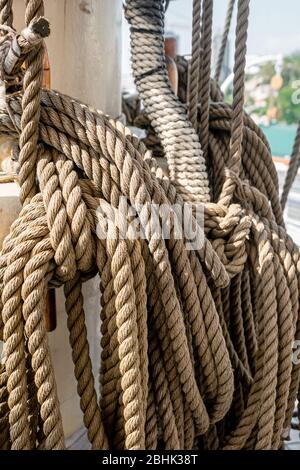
[122,0,299,450]
[214,0,236,83]
[218,0,250,207]
[198,0,213,161]
[281,121,300,210]
[18,0,46,204]
[125,0,210,203]
[188,0,202,131]
[0,0,13,30]
[0,0,299,451]
[0,76,295,450]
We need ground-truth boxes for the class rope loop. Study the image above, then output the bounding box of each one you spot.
[0,0,299,452]
[0,17,49,89]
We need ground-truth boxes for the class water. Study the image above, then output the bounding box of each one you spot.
[260,123,297,157]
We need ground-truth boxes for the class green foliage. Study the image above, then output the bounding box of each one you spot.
[277,55,300,123]
[282,55,300,85]
[222,54,300,125]
[277,85,300,124]
[248,55,300,124]
[224,89,232,104]
[260,61,275,84]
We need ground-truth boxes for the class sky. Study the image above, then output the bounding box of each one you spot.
[165,0,300,56]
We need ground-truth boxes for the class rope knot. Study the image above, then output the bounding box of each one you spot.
[0,17,49,89]
[36,148,94,285]
[209,202,251,277]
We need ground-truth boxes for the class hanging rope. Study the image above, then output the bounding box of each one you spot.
[125,0,210,203]
[214,0,236,83]
[18,0,45,204]
[281,121,300,210]
[218,0,249,207]
[188,0,202,131]
[0,0,299,451]
[197,0,213,161]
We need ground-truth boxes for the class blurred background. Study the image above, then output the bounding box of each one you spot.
[122,0,300,246]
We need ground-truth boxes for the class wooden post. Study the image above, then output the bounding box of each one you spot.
[13,0,121,115]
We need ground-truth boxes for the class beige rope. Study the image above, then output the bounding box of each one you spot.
[18,0,46,204]
[0,0,299,452]
[0,79,296,449]
[125,0,210,203]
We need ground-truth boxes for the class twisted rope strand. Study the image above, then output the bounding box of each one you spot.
[214,0,236,83]
[0,0,299,451]
[188,0,202,130]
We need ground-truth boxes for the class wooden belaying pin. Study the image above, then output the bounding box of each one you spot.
[43,46,57,333]
[165,36,178,95]
[43,47,51,90]
[166,55,178,95]
[165,35,177,60]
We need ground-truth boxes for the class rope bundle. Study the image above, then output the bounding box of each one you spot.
[0,0,299,451]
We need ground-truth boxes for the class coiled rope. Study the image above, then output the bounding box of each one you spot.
[0,0,299,451]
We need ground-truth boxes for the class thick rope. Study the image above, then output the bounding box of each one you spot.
[0,0,299,452]
[0,76,297,448]
[121,0,298,450]
[18,0,46,204]
[218,0,250,207]
[125,0,210,203]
